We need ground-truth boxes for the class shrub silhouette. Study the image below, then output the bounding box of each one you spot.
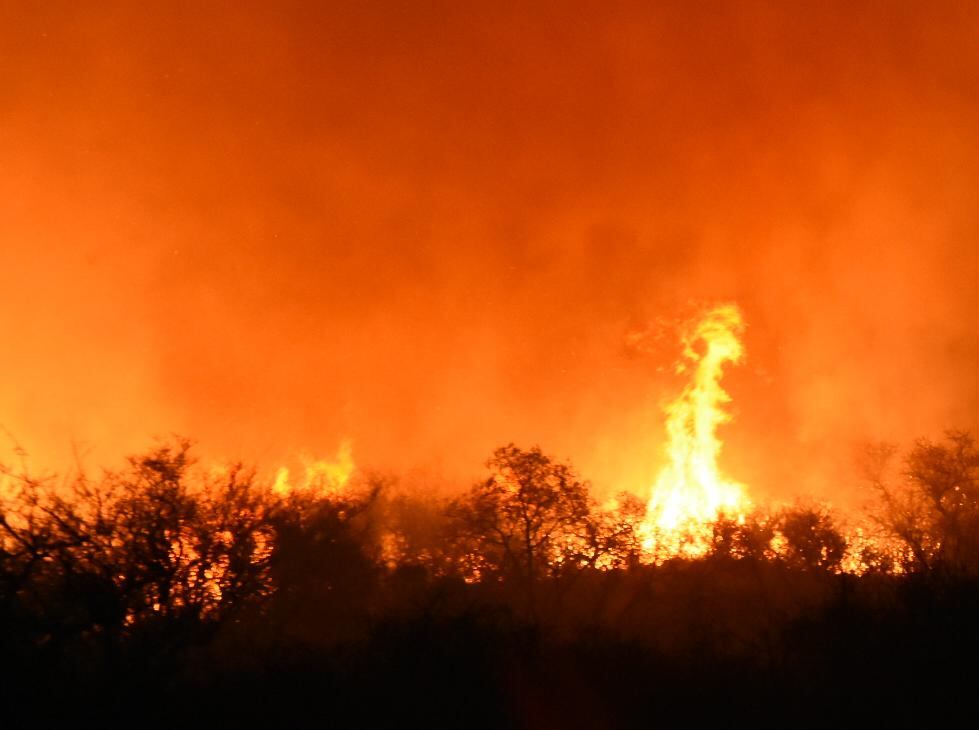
[3,435,979,725]
[777,505,847,572]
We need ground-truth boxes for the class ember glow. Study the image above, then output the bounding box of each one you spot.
[642,304,749,557]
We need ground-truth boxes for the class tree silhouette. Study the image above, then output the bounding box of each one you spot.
[0,439,278,653]
[448,444,597,615]
[905,431,979,573]
[4,433,979,726]
[868,431,979,574]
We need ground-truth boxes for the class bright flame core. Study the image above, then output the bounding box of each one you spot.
[643,304,749,556]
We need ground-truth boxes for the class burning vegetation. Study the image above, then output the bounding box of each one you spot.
[642,304,749,558]
[5,3,979,724]
[2,305,979,726]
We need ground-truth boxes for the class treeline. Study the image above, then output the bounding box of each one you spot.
[2,434,978,727]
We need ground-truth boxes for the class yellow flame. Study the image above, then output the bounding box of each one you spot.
[642,304,749,556]
[272,439,355,498]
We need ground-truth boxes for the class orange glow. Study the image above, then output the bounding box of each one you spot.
[1,3,978,518]
[642,305,749,557]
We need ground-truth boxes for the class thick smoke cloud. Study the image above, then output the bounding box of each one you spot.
[2,1,978,504]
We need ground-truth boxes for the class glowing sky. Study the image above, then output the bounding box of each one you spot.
[3,2,979,502]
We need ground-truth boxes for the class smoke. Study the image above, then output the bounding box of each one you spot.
[2,1,978,504]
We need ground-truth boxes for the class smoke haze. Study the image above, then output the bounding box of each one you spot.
[3,1,979,504]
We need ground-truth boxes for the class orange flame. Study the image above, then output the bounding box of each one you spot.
[272,439,355,498]
[642,304,749,557]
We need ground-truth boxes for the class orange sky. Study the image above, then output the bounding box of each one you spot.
[2,1,979,503]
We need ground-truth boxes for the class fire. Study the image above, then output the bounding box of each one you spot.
[272,439,355,497]
[642,304,749,556]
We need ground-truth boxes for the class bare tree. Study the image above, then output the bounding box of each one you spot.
[0,440,278,645]
[865,431,979,574]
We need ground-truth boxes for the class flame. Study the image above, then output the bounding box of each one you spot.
[642,304,749,557]
[272,439,355,497]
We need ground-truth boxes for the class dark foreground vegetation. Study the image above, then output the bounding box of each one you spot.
[2,434,979,727]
